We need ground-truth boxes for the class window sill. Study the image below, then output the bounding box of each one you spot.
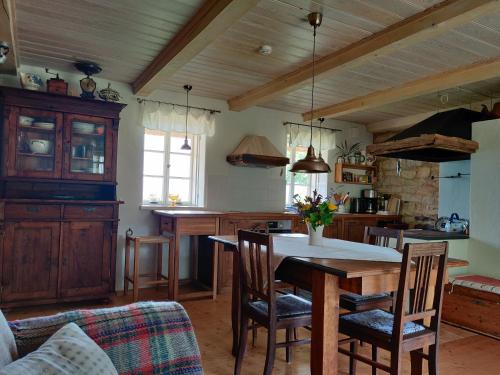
[140,204,207,211]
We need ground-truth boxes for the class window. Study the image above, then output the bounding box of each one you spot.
[285,143,328,206]
[142,130,205,206]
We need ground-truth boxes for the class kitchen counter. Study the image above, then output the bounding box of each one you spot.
[333,213,401,219]
[153,210,295,219]
[404,229,469,240]
[153,210,224,218]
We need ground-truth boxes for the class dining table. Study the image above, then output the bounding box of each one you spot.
[209,233,468,375]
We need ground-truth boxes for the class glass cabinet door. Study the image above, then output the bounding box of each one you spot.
[9,108,62,178]
[63,114,112,181]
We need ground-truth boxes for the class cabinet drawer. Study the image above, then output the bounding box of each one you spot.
[4,204,61,219]
[64,205,114,219]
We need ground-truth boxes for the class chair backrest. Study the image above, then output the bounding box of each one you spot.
[237,230,275,314]
[392,242,448,341]
[363,226,404,252]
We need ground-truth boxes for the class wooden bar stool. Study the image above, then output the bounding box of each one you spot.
[124,228,174,302]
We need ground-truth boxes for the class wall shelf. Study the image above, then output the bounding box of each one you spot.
[339,181,373,186]
[334,163,377,185]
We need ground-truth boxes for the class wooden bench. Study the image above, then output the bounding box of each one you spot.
[442,274,500,339]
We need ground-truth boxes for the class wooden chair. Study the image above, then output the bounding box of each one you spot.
[339,226,404,312]
[124,229,174,302]
[338,241,449,375]
[234,230,312,375]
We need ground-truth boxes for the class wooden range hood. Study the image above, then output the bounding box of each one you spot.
[226,135,289,168]
[367,108,494,162]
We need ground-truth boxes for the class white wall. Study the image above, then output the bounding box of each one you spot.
[1,65,367,288]
[438,160,470,219]
[469,119,500,278]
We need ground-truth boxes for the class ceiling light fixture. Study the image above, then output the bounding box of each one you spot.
[258,45,273,56]
[290,12,330,174]
[181,84,193,151]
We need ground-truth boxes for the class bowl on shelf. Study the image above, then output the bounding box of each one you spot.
[19,116,35,126]
[73,121,95,134]
[28,139,51,154]
[20,72,43,91]
[33,121,55,130]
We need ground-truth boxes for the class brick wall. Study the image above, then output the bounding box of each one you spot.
[375,158,439,228]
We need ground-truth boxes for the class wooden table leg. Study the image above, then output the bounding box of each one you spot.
[311,269,339,375]
[156,242,163,290]
[211,240,219,300]
[133,239,141,302]
[172,232,181,301]
[124,236,130,296]
[167,236,175,300]
[231,248,240,356]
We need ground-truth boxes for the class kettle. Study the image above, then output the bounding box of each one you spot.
[435,213,469,233]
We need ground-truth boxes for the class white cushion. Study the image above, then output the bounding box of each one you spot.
[0,310,17,368]
[0,323,117,375]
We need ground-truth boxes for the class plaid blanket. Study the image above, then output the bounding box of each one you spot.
[8,302,203,375]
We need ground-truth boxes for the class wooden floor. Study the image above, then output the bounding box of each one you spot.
[4,290,500,375]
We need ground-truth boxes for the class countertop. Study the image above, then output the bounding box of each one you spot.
[152,210,298,219]
[152,210,400,220]
[333,213,401,219]
[153,210,224,218]
[403,229,469,240]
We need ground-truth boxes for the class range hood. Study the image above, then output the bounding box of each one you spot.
[367,108,494,162]
[226,135,289,168]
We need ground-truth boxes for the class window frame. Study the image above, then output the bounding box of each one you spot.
[286,143,328,206]
[142,129,205,207]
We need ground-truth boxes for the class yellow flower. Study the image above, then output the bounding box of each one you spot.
[304,217,310,223]
[303,204,312,210]
[328,202,337,211]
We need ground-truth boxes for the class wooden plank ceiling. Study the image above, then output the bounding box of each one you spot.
[11,0,500,132]
[14,0,205,83]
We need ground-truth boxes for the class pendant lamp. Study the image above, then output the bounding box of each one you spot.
[290,12,330,174]
[181,84,192,150]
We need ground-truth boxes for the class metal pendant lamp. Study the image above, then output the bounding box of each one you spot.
[290,12,330,174]
[181,84,192,150]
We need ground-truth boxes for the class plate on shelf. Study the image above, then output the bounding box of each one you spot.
[33,122,55,130]
[73,122,95,134]
[19,116,35,126]
[376,211,391,215]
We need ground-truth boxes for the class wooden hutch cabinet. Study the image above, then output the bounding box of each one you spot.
[0,86,125,308]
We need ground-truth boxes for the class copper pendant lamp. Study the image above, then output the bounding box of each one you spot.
[181,84,192,151]
[290,12,330,174]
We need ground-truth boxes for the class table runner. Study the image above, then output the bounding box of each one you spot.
[271,235,402,269]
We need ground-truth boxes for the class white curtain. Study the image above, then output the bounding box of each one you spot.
[287,124,336,151]
[139,100,216,136]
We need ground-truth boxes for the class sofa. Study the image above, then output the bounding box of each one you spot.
[2,301,203,374]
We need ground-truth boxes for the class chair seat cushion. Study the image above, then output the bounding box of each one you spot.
[250,294,312,319]
[340,309,425,336]
[341,292,391,302]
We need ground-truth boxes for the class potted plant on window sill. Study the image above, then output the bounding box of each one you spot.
[293,190,337,245]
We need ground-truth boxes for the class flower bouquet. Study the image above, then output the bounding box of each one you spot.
[293,190,337,245]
